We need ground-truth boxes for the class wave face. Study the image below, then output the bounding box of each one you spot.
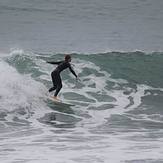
[0,50,163,162]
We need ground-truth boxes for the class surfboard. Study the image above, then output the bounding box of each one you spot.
[48,96,75,107]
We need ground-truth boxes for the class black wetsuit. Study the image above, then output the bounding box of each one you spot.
[47,61,77,96]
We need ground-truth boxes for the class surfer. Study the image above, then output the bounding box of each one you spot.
[47,55,78,101]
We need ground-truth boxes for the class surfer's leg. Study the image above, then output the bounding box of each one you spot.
[54,74,62,97]
[49,87,56,92]
[49,71,57,92]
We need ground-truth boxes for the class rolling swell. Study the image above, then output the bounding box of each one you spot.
[82,51,163,88]
[4,50,163,115]
[6,51,163,87]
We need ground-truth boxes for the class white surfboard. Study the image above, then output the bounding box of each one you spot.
[48,96,75,107]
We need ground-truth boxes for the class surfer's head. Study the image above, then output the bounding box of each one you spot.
[65,54,71,62]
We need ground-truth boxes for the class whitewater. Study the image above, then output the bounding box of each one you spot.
[1,0,163,162]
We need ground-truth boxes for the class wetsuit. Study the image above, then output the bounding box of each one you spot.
[47,61,77,96]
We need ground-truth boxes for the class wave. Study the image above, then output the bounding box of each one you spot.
[0,49,163,130]
[1,49,163,163]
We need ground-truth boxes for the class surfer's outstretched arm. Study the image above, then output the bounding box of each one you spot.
[69,65,78,78]
[47,61,62,65]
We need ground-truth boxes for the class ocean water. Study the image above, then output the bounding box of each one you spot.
[0,0,163,163]
[0,50,163,163]
[0,0,163,52]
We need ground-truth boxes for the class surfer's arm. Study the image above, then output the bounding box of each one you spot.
[47,61,62,65]
[69,65,77,78]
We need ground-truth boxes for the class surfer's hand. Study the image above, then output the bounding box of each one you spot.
[76,77,80,82]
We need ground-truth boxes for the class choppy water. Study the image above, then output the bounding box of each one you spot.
[0,0,163,52]
[0,50,163,163]
[1,0,163,162]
